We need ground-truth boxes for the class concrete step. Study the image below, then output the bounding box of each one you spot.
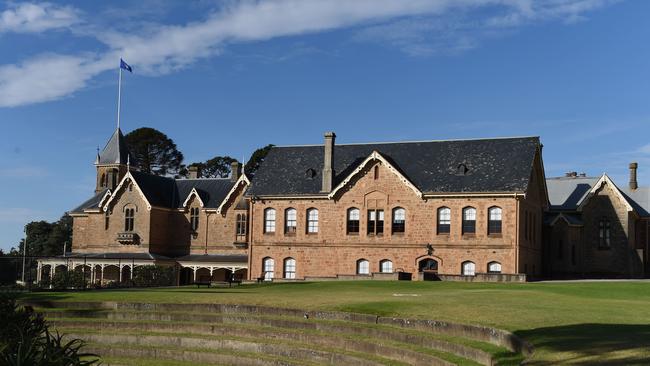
[56,322,466,366]
[67,332,396,366]
[44,309,494,365]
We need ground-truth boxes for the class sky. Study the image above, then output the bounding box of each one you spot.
[0,0,649,251]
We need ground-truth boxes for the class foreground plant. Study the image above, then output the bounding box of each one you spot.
[0,294,100,365]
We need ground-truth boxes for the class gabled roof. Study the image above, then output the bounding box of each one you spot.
[577,174,634,212]
[70,189,109,214]
[86,170,245,213]
[546,176,599,210]
[96,128,133,165]
[246,136,540,197]
[328,150,422,199]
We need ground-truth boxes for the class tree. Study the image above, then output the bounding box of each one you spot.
[16,214,72,258]
[189,156,237,178]
[245,144,274,176]
[125,127,184,177]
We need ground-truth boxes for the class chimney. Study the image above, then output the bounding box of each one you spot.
[565,171,577,178]
[321,132,336,192]
[188,165,201,179]
[231,161,242,182]
[629,162,638,190]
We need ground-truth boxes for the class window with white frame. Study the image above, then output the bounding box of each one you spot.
[437,207,451,234]
[264,208,276,233]
[284,258,296,279]
[307,208,319,234]
[462,207,476,234]
[488,207,502,235]
[367,209,384,235]
[487,262,502,274]
[462,261,476,276]
[392,208,405,234]
[285,208,297,234]
[347,208,360,234]
[357,259,370,275]
[380,260,393,273]
[263,257,274,280]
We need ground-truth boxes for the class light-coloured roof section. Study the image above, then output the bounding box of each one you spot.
[621,186,650,216]
[97,128,132,165]
[546,176,599,210]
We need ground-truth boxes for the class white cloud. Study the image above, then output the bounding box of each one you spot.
[0,2,80,33]
[0,0,621,107]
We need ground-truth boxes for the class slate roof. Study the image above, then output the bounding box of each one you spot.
[97,128,133,165]
[72,170,241,213]
[65,252,171,260]
[546,176,599,211]
[70,189,109,213]
[621,187,650,217]
[246,137,540,196]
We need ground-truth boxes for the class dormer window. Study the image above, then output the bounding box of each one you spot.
[305,168,317,179]
[456,163,468,176]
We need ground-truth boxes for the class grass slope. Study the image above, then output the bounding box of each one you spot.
[22,280,650,365]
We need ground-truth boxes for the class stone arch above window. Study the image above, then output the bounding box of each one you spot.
[461,261,476,276]
[487,261,502,274]
[347,207,360,235]
[391,207,405,234]
[462,207,476,234]
[437,207,451,234]
[262,257,274,281]
[488,206,502,235]
[379,259,393,273]
[306,208,319,234]
[264,208,276,233]
[356,259,369,275]
[283,257,296,279]
[284,208,297,234]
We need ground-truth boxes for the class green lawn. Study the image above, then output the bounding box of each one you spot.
[21,280,650,364]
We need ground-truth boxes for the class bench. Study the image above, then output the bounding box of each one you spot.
[195,280,211,288]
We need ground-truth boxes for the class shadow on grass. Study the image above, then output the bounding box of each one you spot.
[517,323,650,365]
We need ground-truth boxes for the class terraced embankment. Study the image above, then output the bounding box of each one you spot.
[25,301,533,365]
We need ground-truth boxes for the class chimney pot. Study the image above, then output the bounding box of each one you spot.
[231,161,242,182]
[629,162,638,190]
[188,165,201,179]
[322,132,336,192]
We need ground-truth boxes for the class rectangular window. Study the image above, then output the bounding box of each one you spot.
[264,209,276,233]
[104,213,110,231]
[367,210,384,235]
[307,209,319,234]
[236,213,247,242]
[462,208,476,234]
[124,208,134,232]
[190,207,199,232]
[347,209,360,234]
[599,220,611,248]
[285,209,297,234]
[437,208,451,234]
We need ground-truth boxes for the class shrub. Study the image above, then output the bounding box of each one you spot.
[0,294,100,365]
[132,265,175,287]
[51,271,86,290]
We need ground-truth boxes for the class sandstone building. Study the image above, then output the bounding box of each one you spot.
[36,129,648,283]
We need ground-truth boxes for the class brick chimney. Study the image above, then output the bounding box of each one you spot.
[231,161,242,182]
[188,165,201,179]
[629,162,638,190]
[321,132,336,192]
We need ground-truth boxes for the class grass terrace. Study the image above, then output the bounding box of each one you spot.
[20,280,650,365]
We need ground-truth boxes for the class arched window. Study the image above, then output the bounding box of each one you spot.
[380,259,393,273]
[236,213,247,242]
[357,259,370,275]
[488,207,502,235]
[437,207,451,234]
[124,208,135,232]
[284,208,297,234]
[374,165,379,180]
[487,262,502,274]
[462,261,476,276]
[101,173,106,187]
[264,208,276,233]
[392,207,405,234]
[190,207,200,231]
[347,208,360,234]
[284,258,296,279]
[104,211,110,231]
[263,257,274,280]
[307,208,319,234]
[419,258,438,272]
[462,207,476,234]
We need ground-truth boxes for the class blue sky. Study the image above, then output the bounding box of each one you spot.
[0,0,649,251]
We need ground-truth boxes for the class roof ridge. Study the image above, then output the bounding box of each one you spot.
[274,135,539,148]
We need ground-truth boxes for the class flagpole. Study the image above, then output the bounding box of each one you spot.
[117,65,123,130]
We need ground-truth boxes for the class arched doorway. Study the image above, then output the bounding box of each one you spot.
[418,258,439,281]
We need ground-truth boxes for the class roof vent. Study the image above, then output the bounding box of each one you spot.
[306,168,317,179]
[456,163,468,176]
[565,171,577,178]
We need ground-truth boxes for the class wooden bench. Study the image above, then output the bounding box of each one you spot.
[195,280,211,288]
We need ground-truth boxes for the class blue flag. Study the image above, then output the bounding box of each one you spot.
[120,59,132,73]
